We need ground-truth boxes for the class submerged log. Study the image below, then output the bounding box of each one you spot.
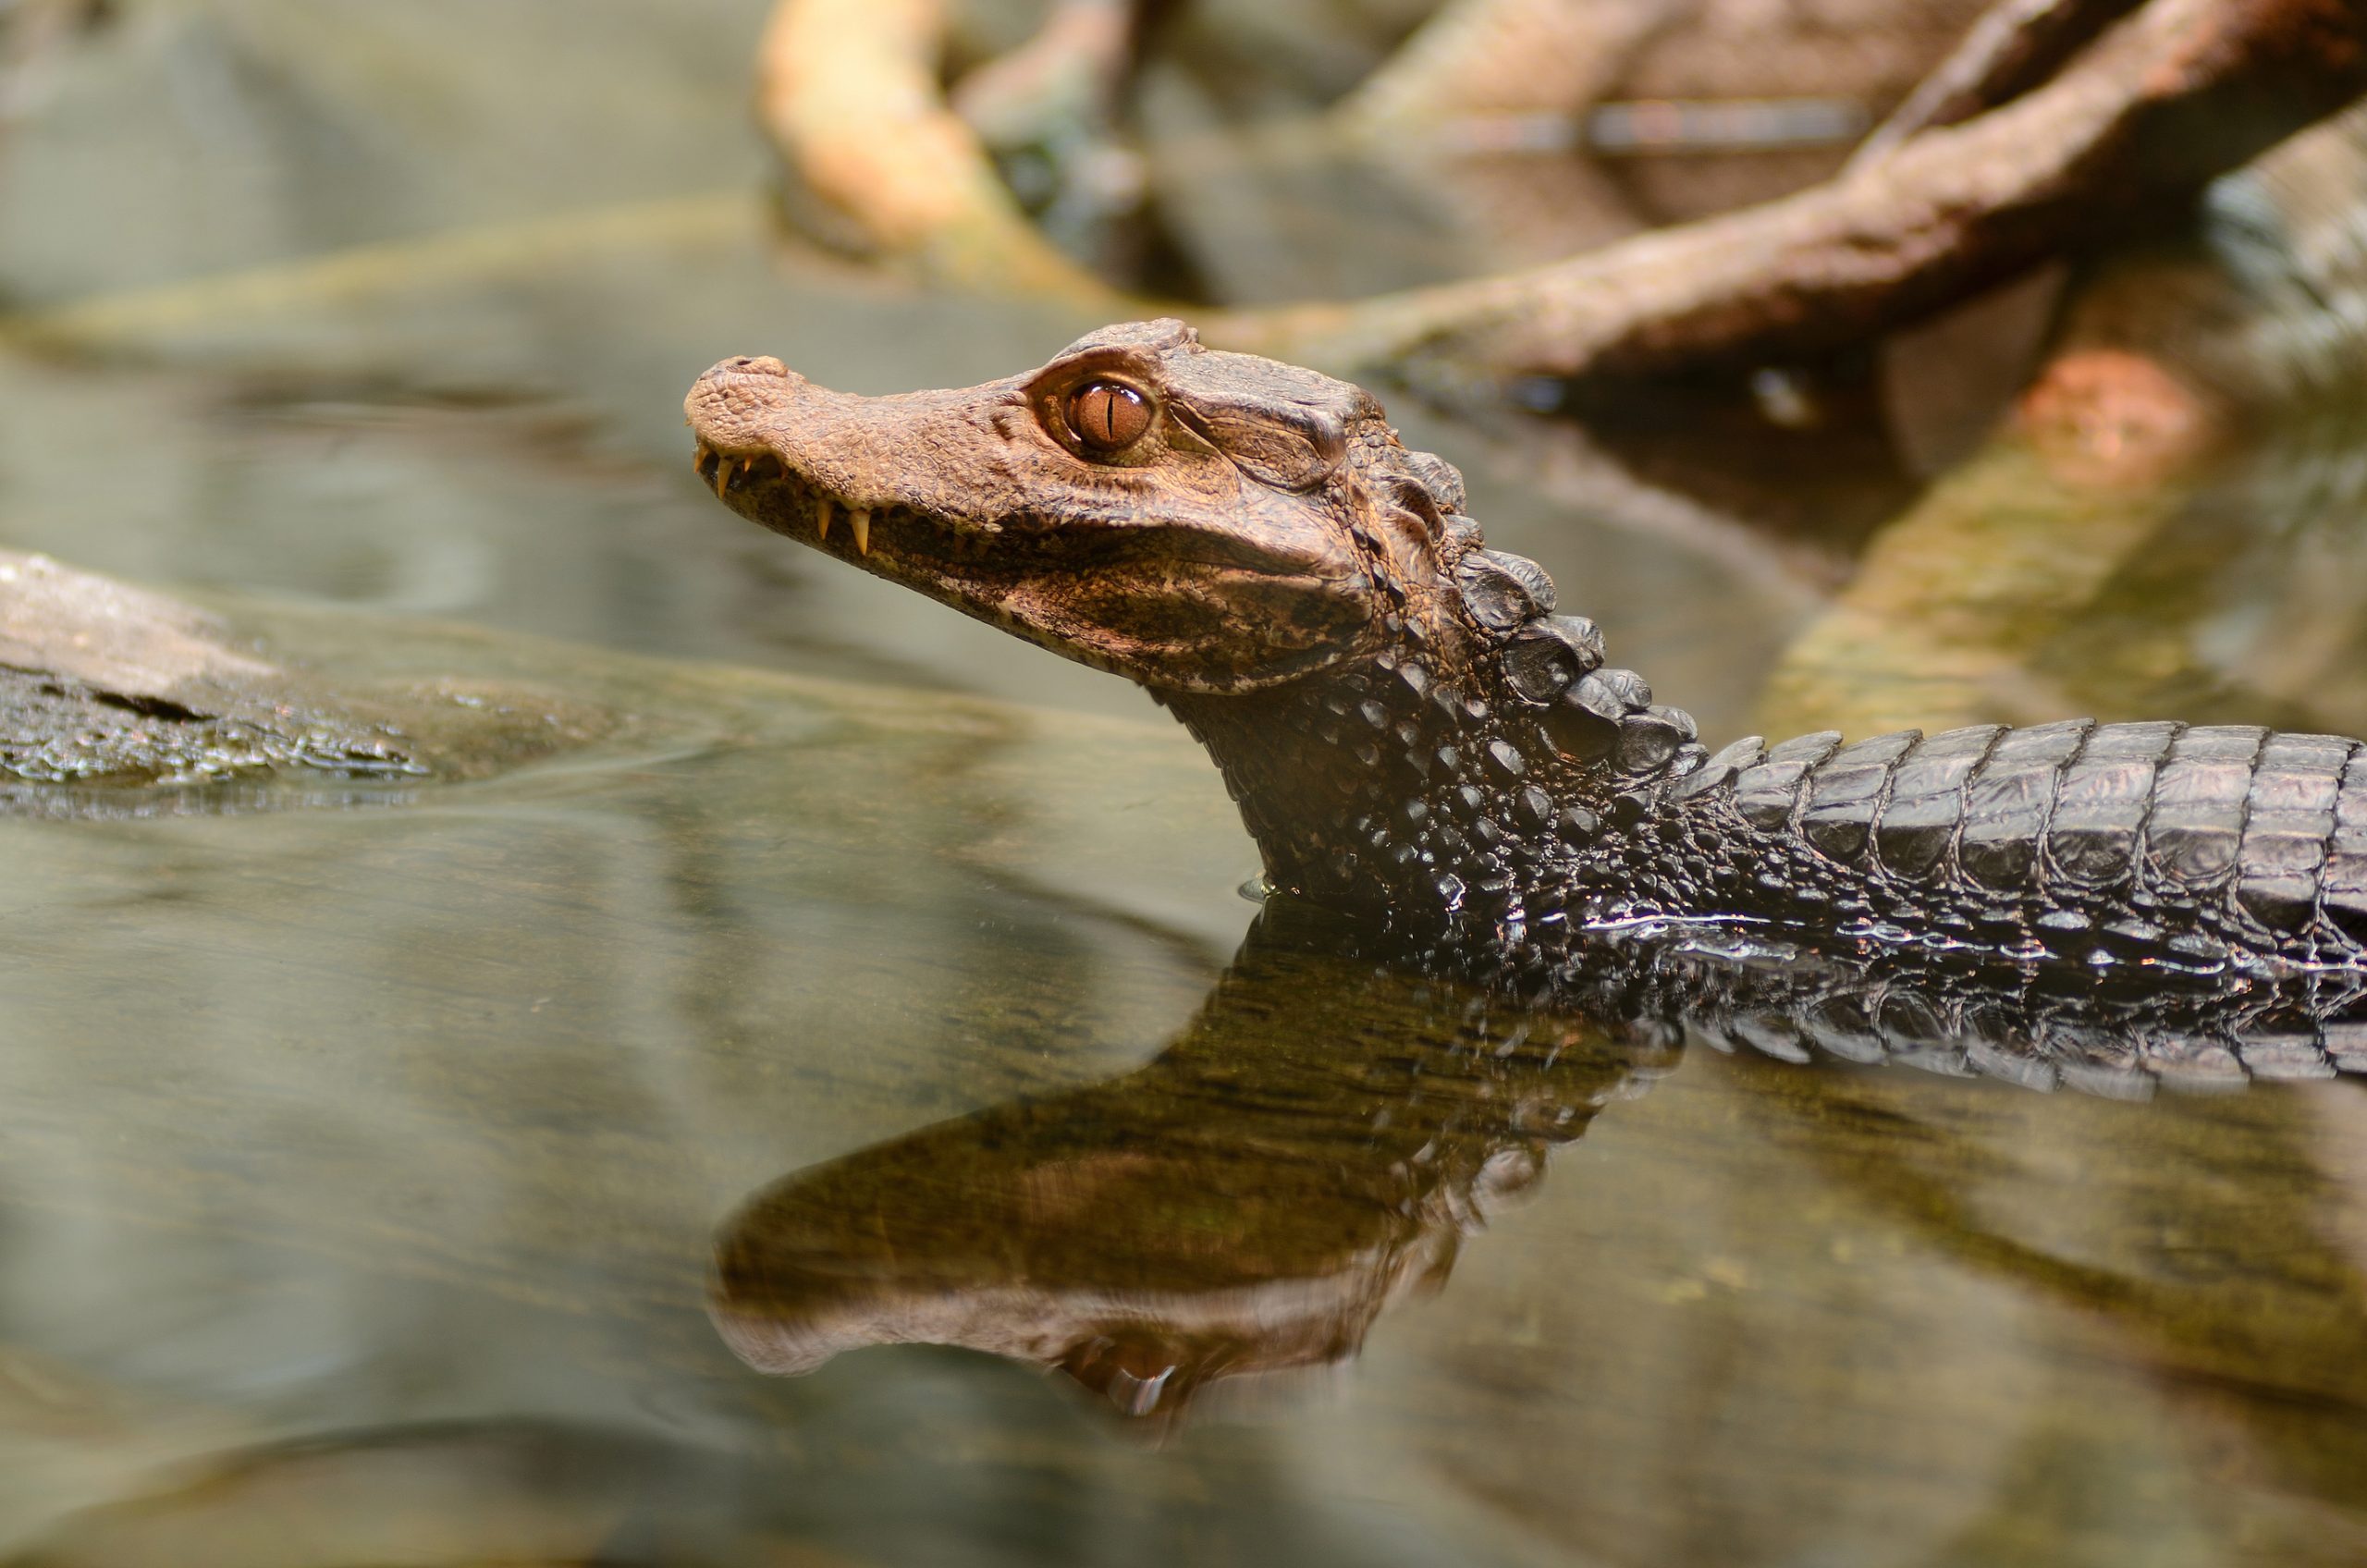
[0,552,418,791]
[0,553,604,812]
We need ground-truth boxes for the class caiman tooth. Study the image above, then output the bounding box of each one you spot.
[816,500,832,542]
[851,508,872,556]
[713,458,735,498]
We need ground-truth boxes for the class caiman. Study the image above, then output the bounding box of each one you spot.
[684,320,2367,1010]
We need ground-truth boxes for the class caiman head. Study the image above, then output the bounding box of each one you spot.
[687,320,1700,920]
[685,318,1455,692]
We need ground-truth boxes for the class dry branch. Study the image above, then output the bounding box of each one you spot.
[1849,0,2147,165]
[749,0,2367,396]
[754,0,1120,297]
[1208,0,2367,387]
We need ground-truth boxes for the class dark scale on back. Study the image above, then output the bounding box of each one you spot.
[685,319,2367,1009]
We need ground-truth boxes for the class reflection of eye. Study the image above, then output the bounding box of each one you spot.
[1064,381,1153,453]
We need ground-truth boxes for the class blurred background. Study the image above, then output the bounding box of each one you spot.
[1,1,2365,1563]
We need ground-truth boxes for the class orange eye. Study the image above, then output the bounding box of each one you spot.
[1063,380,1152,452]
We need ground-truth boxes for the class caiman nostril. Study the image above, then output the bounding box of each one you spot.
[728,355,791,378]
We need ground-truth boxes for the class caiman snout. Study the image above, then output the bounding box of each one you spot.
[686,353,934,560]
[698,352,798,386]
[684,356,816,496]
[687,354,808,435]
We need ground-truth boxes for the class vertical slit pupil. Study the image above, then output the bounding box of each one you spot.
[1069,382,1147,451]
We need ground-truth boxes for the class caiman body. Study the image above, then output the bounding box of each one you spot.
[685,321,2367,984]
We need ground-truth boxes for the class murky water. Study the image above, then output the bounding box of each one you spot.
[2,2,2366,1563]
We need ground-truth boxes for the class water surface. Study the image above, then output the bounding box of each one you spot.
[1,3,2365,1563]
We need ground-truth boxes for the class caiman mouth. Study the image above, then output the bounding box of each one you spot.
[690,440,902,559]
[685,354,935,567]
[688,437,1281,582]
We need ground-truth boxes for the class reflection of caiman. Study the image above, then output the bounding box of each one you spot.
[685,321,2367,1011]
[710,903,2367,1428]
[711,905,1672,1427]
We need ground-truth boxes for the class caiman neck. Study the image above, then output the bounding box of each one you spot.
[1160,642,1699,931]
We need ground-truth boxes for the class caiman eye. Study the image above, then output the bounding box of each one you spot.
[1063,380,1153,453]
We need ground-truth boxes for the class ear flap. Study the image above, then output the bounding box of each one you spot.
[1163,349,1379,494]
[1186,401,1348,492]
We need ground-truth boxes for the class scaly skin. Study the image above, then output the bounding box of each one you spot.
[684,319,2367,982]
